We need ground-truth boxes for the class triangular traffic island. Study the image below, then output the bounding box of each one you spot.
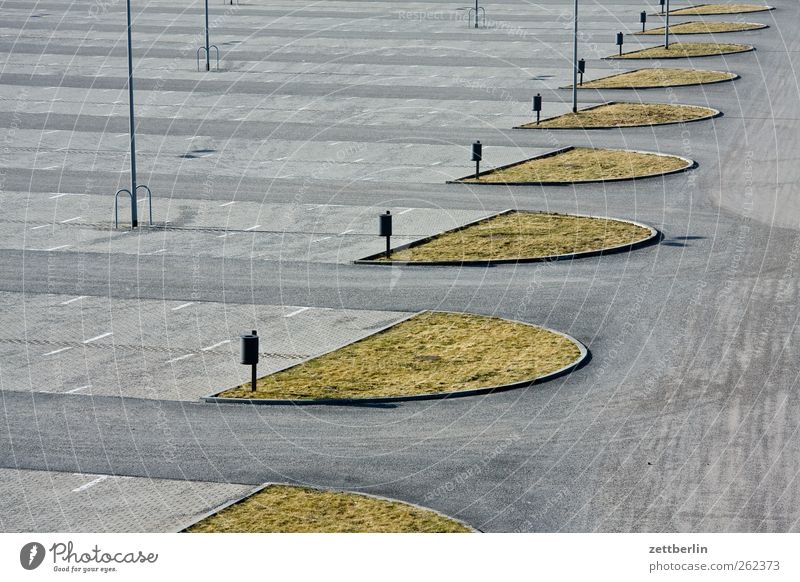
[610,42,754,59]
[571,68,738,89]
[203,311,587,404]
[637,21,768,35]
[183,484,474,533]
[666,3,774,15]
[355,210,659,266]
[516,102,720,130]
[449,146,694,185]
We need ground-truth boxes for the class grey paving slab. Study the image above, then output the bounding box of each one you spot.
[0,468,251,532]
[0,291,408,400]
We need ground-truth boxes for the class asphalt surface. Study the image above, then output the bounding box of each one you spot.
[1,0,799,532]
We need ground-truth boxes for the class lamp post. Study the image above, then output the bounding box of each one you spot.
[664,0,671,49]
[114,0,152,229]
[204,0,210,70]
[572,0,578,113]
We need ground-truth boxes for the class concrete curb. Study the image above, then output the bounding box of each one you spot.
[512,101,721,130]
[606,44,755,60]
[560,68,739,90]
[354,210,660,266]
[650,5,774,16]
[178,482,479,533]
[202,311,588,406]
[446,146,696,186]
[635,21,769,35]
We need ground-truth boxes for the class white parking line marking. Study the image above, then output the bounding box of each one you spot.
[245,224,261,231]
[72,475,108,492]
[285,306,310,318]
[201,340,230,351]
[60,296,86,305]
[59,216,81,223]
[42,245,70,251]
[312,236,331,243]
[339,229,354,235]
[167,353,194,363]
[30,224,49,230]
[219,201,236,207]
[171,302,194,311]
[66,384,91,394]
[398,208,415,215]
[49,193,84,199]
[43,347,73,356]
[83,332,112,344]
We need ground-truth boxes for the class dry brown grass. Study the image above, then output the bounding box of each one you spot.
[461,146,690,184]
[521,102,716,129]
[381,211,652,262]
[670,3,772,15]
[217,311,582,400]
[185,485,472,533]
[577,68,735,88]
[612,42,752,59]
[640,21,766,34]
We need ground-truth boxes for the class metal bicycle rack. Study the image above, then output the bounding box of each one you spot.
[196,44,220,71]
[115,184,153,229]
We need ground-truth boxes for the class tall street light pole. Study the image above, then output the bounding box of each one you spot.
[114,0,152,229]
[124,0,139,227]
[572,0,579,113]
[204,0,210,71]
[664,0,671,49]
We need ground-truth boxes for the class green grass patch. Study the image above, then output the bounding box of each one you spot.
[640,21,766,34]
[461,146,690,184]
[216,311,582,400]
[669,3,773,15]
[576,68,736,88]
[381,211,652,262]
[185,485,472,533]
[612,42,752,59]
[520,102,716,129]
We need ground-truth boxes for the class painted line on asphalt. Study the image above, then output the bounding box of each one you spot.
[285,306,310,318]
[219,201,236,207]
[397,208,415,215]
[43,347,73,356]
[72,475,108,492]
[171,302,194,311]
[30,224,49,230]
[167,353,194,363]
[339,229,354,235]
[312,236,331,243]
[83,332,112,344]
[59,216,81,223]
[245,224,261,231]
[40,245,70,252]
[49,193,85,199]
[66,384,91,394]
[201,340,231,351]
[60,296,86,305]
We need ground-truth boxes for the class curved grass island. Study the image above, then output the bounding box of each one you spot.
[184,484,473,533]
[206,311,586,403]
[517,102,719,129]
[451,146,693,185]
[573,68,737,89]
[638,21,767,35]
[667,3,773,15]
[357,210,657,265]
[611,42,753,59]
